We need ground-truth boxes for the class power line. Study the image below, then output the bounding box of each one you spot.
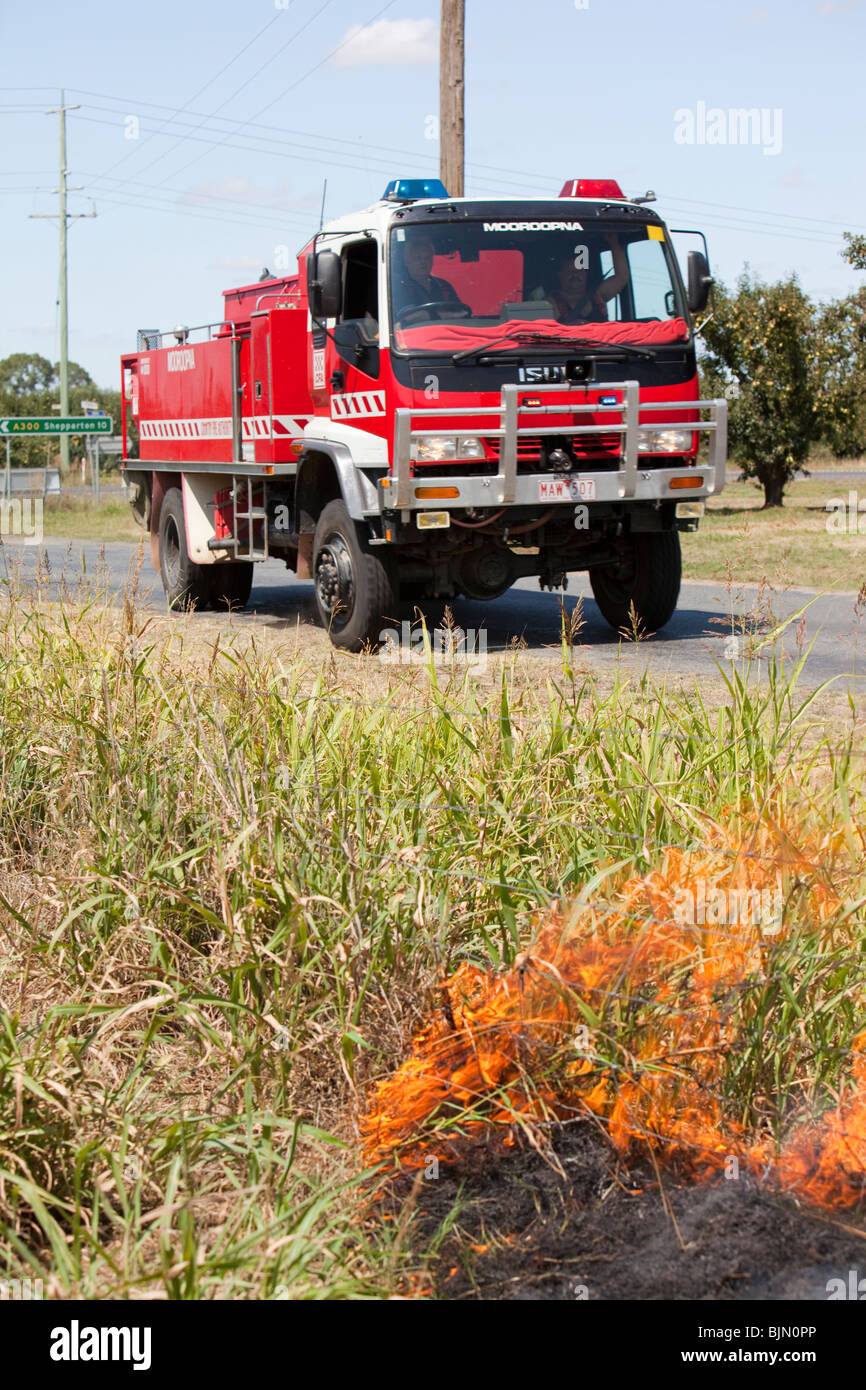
[154,0,400,190]
[89,188,310,236]
[67,91,576,195]
[92,1,338,194]
[68,112,461,194]
[64,86,866,240]
[662,192,866,233]
[76,173,317,225]
[69,95,866,241]
[88,6,290,190]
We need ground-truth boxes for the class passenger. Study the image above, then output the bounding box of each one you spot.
[534,236,629,325]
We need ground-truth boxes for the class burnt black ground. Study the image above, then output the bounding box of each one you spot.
[410,1120,866,1301]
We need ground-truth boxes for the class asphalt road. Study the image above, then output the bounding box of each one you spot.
[2,536,865,690]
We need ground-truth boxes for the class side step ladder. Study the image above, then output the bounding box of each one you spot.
[208,476,269,560]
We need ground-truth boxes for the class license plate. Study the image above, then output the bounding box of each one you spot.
[538,477,597,502]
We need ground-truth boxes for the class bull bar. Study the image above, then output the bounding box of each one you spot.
[389,381,727,512]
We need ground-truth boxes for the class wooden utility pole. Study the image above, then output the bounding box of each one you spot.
[440,0,465,197]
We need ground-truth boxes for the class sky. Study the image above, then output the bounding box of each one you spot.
[1,0,865,391]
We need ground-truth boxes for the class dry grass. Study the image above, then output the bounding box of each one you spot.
[41,492,142,542]
[1,558,865,1298]
[683,479,866,591]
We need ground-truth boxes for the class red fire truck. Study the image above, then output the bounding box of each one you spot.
[121,176,727,650]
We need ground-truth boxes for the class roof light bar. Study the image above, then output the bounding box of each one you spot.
[382,178,449,203]
[559,179,625,199]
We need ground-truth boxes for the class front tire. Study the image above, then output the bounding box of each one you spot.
[589,530,682,633]
[312,499,398,651]
[158,487,211,611]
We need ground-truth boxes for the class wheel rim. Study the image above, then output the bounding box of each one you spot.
[164,515,182,589]
[315,532,355,630]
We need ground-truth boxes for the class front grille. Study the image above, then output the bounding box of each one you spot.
[485,433,622,468]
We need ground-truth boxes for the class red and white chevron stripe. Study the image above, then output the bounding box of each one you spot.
[330,391,386,420]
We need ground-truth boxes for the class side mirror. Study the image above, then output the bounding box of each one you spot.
[687,251,713,314]
[307,250,341,319]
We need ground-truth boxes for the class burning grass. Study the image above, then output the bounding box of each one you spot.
[1,557,865,1296]
[362,819,866,1211]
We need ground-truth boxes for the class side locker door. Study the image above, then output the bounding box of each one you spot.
[236,333,254,464]
[250,315,274,466]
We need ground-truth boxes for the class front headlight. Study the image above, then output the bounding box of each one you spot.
[410,435,484,462]
[637,428,693,454]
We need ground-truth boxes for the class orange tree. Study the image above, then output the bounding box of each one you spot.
[842,233,866,271]
[700,272,820,508]
[815,288,866,460]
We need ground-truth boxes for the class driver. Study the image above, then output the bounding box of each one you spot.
[397,234,463,314]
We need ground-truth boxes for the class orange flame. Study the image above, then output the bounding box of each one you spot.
[362,822,866,1209]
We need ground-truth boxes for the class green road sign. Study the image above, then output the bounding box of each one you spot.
[0,416,113,436]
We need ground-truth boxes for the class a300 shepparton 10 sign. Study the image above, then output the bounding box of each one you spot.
[0,416,113,435]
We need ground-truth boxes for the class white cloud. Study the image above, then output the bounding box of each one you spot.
[330,18,437,69]
[206,255,263,272]
[180,178,317,213]
[816,0,862,14]
[778,167,813,189]
[732,5,769,24]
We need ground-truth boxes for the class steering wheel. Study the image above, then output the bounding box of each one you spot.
[394,300,472,329]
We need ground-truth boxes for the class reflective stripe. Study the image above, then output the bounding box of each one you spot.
[139,415,310,441]
[330,391,386,419]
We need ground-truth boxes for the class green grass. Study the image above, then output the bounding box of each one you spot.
[0,574,865,1297]
[41,492,142,541]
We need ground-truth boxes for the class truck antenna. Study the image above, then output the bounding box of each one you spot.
[319,179,328,231]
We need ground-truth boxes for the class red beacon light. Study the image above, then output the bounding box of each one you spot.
[559,178,625,199]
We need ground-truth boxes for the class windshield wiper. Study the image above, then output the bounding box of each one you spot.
[452,332,553,364]
[452,333,656,364]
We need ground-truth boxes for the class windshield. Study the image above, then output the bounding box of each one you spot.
[388,219,689,354]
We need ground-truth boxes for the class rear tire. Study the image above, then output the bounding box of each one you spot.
[589,530,681,633]
[210,561,254,611]
[158,487,211,611]
[313,499,398,651]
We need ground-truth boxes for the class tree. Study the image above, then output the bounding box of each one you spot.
[700,272,820,508]
[0,353,134,470]
[0,353,64,468]
[0,352,56,400]
[843,233,866,271]
[815,289,866,459]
